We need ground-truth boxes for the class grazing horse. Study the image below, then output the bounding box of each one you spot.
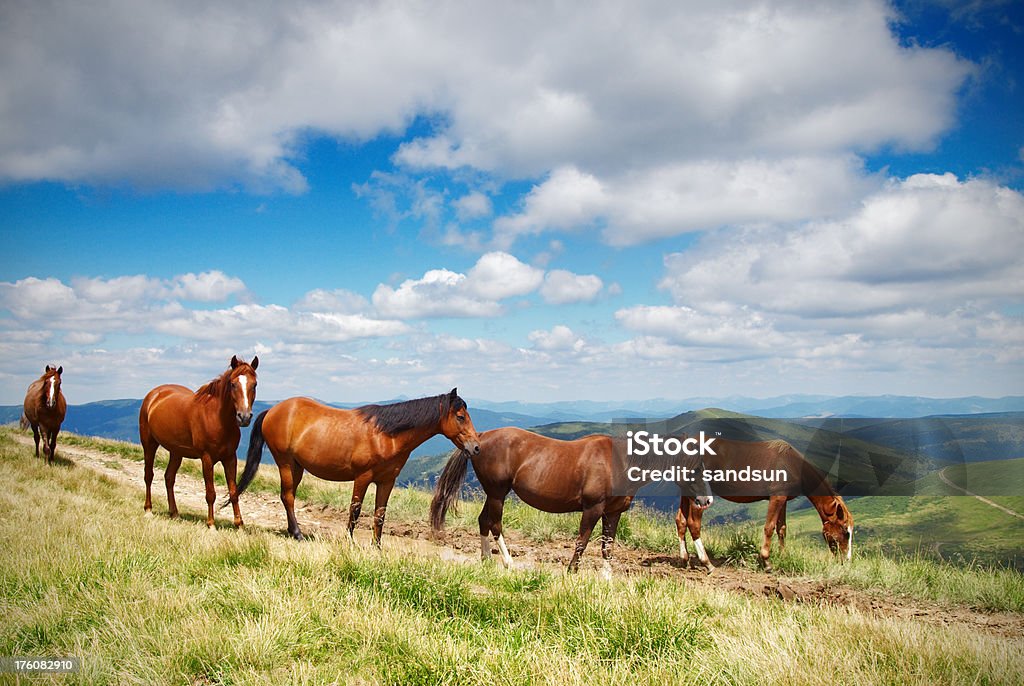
[139,355,259,529]
[22,365,67,464]
[235,388,480,545]
[676,438,853,573]
[430,427,714,577]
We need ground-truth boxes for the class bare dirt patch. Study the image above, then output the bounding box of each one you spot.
[21,434,1024,640]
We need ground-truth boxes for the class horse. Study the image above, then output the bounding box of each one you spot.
[675,438,854,573]
[430,426,714,578]
[22,365,67,464]
[139,355,259,529]
[234,388,481,546]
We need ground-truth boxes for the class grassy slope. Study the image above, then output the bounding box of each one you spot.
[2,433,1023,685]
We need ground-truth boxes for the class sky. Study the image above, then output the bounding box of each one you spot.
[1,0,1022,405]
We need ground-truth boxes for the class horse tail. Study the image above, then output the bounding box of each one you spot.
[230,409,268,505]
[430,447,471,531]
[19,413,30,430]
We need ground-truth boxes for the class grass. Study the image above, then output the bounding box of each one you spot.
[1,430,1023,685]
[10,428,1024,611]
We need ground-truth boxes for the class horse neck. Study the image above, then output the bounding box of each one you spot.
[806,494,841,523]
[203,374,237,426]
[388,421,444,454]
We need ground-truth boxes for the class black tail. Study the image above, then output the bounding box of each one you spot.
[429,448,471,531]
[220,410,268,510]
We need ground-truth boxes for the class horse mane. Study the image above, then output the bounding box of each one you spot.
[358,393,466,436]
[765,439,791,453]
[195,369,231,401]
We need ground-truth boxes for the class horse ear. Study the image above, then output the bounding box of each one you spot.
[57,365,63,375]
[449,387,458,399]
[45,365,53,372]
[231,355,240,369]
[251,355,259,370]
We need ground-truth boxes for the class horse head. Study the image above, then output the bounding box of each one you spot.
[821,496,854,562]
[438,388,481,455]
[228,355,259,427]
[42,364,63,409]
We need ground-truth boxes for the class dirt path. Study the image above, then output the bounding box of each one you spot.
[939,467,1024,521]
[18,434,1024,640]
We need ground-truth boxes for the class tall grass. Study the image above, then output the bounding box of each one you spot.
[12,428,1024,613]
[2,431,1022,685]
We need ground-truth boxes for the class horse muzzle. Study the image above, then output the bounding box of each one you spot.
[236,412,253,427]
[463,439,481,456]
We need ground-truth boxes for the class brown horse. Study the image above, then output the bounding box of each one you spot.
[676,438,854,573]
[22,365,67,464]
[234,388,480,545]
[430,427,714,577]
[139,355,259,529]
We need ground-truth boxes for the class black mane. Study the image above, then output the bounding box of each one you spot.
[357,392,466,436]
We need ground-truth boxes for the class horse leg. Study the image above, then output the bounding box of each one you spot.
[776,501,787,553]
[599,511,623,581]
[41,427,52,464]
[223,453,244,528]
[675,497,690,566]
[277,459,305,540]
[760,496,786,573]
[164,453,183,519]
[48,430,58,464]
[31,423,40,458]
[688,501,714,573]
[370,479,396,548]
[200,454,217,529]
[347,471,373,541]
[567,505,603,574]
[478,495,513,568]
[142,436,158,515]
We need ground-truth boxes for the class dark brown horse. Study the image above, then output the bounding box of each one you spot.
[676,438,854,573]
[235,388,480,545]
[430,427,713,577]
[139,355,259,528]
[22,365,67,464]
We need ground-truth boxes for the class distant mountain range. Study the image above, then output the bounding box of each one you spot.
[3,396,1021,485]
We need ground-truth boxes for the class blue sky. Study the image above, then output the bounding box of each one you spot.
[1,0,1022,404]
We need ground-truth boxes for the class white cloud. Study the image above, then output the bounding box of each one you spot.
[615,174,1024,370]
[453,191,492,221]
[659,174,1024,317]
[0,272,408,345]
[540,270,604,305]
[0,1,971,192]
[495,157,876,246]
[372,251,546,318]
[528,325,586,352]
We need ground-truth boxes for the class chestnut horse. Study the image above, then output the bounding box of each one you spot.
[139,355,259,528]
[430,427,714,577]
[676,438,853,573]
[22,365,67,464]
[234,388,480,545]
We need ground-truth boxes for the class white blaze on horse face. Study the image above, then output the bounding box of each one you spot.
[239,375,250,410]
[48,376,57,406]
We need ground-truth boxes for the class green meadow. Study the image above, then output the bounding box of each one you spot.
[1,428,1024,684]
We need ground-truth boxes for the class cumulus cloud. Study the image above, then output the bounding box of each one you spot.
[540,270,603,305]
[0,1,971,195]
[0,271,408,345]
[373,251,596,318]
[617,174,1024,367]
[528,325,586,352]
[495,157,877,246]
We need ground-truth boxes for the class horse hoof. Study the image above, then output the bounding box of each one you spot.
[207,524,216,531]
[704,564,716,575]
[293,532,305,542]
[144,510,153,518]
